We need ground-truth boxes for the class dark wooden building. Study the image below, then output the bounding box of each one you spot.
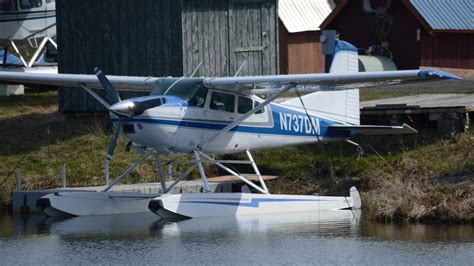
[320,0,474,75]
[182,0,278,77]
[57,0,279,113]
[57,0,183,112]
[278,0,335,74]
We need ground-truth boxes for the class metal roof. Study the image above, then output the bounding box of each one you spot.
[409,0,474,31]
[279,0,336,33]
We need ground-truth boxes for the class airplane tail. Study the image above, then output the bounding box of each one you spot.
[329,40,359,74]
[279,40,360,125]
[280,89,360,125]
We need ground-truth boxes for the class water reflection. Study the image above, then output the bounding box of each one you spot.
[1,211,473,265]
[361,222,474,243]
[1,210,361,239]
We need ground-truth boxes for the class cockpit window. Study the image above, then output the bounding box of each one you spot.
[0,0,17,11]
[187,86,208,108]
[238,96,253,114]
[254,101,264,114]
[151,78,207,108]
[210,91,235,113]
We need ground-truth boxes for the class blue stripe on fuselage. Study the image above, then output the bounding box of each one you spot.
[112,103,355,138]
[181,197,332,208]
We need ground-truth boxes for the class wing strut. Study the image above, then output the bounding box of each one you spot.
[198,84,295,148]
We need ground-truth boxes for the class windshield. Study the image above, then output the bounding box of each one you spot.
[150,78,208,107]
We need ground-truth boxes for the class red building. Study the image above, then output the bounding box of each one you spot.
[320,0,474,76]
[278,0,335,74]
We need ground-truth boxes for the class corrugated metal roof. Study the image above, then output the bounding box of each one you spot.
[279,0,336,33]
[410,0,474,30]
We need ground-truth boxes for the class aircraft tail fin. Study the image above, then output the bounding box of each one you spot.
[329,40,359,74]
[280,89,360,125]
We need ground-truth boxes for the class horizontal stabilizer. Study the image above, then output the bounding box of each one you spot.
[328,123,417,135]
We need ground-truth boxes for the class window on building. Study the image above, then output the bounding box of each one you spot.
[210,92,235,113]
[19,0,42,9]
[0,0,17,11]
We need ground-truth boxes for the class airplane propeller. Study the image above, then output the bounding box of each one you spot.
[93,67,165,161]
[93,67,125,162]
[94,68,121,105]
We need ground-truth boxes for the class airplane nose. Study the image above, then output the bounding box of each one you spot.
[110,101,135,117]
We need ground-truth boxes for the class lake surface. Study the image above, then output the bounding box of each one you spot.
[0,211,472,265]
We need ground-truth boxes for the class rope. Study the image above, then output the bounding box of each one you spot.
[294,88,339,185]
[0,153,28,187]
[294,88,355,213]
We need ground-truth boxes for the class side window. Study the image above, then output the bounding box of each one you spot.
[187,86,208,108]
[210,92,235,113]
[254,101,264,114]
[238,96,253,114]
[0,0,17,11]
[20,0,42,9]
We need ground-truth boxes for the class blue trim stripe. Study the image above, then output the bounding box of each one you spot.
[182,198,328,208]
[114,117,352,138]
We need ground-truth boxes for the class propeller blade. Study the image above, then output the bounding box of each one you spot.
[94,67,121,105]
[106,120,122,162]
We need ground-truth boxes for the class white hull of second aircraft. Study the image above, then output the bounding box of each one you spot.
[149,187,361,219]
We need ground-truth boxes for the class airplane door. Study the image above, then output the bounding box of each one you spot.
[0,0,20,40]
[229,0,269,76]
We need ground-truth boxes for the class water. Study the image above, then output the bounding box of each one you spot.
[0,211,472,265]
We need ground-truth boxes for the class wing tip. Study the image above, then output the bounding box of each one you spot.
[418,70,462,80]
[402,123,418,134]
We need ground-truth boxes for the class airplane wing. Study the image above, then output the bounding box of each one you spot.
[0,69,460,92]
[203,69,461,93]
[0,72,159,90]
[328,123,417,135]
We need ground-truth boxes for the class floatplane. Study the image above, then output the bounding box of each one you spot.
[0,0,57,68]
[0,65,461,218]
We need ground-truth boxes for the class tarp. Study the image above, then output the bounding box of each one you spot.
[0,50,22,65]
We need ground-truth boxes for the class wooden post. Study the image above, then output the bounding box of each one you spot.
[16,165,22,191]
[60,164,67,188]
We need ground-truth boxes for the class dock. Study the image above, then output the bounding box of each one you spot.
[361,94,474,134]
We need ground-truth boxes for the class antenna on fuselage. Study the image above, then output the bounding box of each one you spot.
[190,61,203,77]
[233,60,247,77]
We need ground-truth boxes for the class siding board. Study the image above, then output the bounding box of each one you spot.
[182,0,277,77]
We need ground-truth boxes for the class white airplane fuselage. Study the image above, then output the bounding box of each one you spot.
[112,92,353,155]
[0,0,55,44]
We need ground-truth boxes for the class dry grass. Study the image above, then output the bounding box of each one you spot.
[359,132,474,223]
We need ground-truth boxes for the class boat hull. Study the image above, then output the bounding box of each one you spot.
[36,192,158,217]
[149,187,361,219]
